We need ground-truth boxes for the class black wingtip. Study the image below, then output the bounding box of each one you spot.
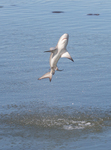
[69,57,74,62]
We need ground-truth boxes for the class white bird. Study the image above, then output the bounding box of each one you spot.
[38,33,74,82]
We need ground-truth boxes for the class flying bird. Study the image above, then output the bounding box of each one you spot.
[38,33,74,82]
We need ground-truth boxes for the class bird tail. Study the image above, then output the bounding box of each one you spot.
[38,72,52,82]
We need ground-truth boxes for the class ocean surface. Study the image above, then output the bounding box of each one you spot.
[0,0,111,149]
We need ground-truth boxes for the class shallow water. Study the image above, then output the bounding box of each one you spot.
[0,0,111,149]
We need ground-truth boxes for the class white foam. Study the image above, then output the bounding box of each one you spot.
[85,122,91,126]
[63,125,74,130]
[63,121,93,130]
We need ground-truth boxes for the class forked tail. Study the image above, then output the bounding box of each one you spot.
[38,72,52,82]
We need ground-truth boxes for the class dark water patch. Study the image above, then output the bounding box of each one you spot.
[87,13,100,16]
[0,6,3,8]
[11,5,16,7]
[52,11,64,13]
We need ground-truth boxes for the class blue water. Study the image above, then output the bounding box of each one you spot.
[0,0,111,149]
